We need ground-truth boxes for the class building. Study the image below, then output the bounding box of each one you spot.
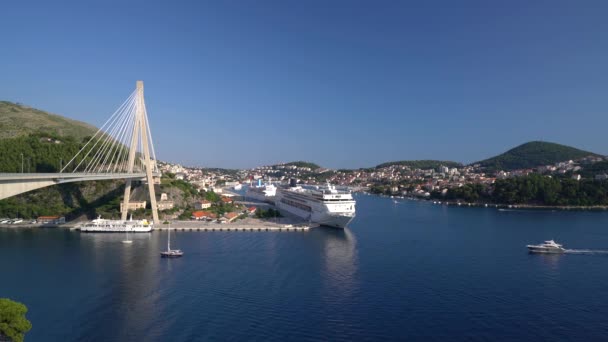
[157,200,174,210]
[191,211,217,220]
[247,206,257,215]
[221,197,234,204]
[194,200,212,210]
[224,212,239,222]
[120,201,147,213]
[37,216,66,224]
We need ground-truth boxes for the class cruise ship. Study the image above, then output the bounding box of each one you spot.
[275,182,356,228]
[79,216,153,232]
[246,180,277,203]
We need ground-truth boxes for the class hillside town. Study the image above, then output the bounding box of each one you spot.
[157,153,608,202]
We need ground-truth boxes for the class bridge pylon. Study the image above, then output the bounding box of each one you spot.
[121,81,160,224]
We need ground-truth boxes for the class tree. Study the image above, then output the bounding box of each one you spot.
[0,298,32,342]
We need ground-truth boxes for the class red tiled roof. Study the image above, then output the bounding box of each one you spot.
[192,211,216,218]
[225,212,239,219]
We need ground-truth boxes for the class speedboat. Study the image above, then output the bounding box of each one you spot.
[526,240,565,254]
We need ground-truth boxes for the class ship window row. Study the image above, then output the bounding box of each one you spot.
[281,199,312,212]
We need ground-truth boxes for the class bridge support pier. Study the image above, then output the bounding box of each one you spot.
[121,81,160,224]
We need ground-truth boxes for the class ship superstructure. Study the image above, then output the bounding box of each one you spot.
[79,216,153,232]
[275,183,356,228]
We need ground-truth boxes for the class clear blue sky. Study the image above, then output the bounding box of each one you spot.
[1,0,607,169]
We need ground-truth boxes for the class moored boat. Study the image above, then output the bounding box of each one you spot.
[160,224,183,258]
[80,216,152,232]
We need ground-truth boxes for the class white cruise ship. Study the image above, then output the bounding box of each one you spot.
[275,183,356,228]
[246,181,277,203]
[79,216,153,232]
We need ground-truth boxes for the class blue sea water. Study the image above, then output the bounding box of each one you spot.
[2,194,608,341]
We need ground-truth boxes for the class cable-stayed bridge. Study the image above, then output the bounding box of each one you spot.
[0,81,162,223]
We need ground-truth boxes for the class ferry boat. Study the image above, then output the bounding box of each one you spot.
[233,183,243,191]
[246,180,277,203]
[526,240,566,254]
[275,182,356,228]
[79,216,153,232]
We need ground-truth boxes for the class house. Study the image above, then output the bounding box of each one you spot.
[247,206,257,215]
[572,174,581,181]
[120,201,147,213]
[191,211,217,220]
[194,200,212,210]
[224,212,239,222]
[37,216,66,224]
[157,200,174,210]
[221,197,234,204]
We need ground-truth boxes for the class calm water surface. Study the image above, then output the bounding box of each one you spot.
[2,194,608,341]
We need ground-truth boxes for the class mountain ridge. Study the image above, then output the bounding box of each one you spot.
[473,141,601,171]
[0,101,97,140]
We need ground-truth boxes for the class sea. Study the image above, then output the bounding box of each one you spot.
[2,194,608,341]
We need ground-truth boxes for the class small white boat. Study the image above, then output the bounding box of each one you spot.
[527,240,565,254]
[160,224,183,258]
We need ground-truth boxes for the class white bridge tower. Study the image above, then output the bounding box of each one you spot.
[121,81,159,224]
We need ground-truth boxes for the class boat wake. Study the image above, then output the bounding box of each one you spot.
[564,249,608,255]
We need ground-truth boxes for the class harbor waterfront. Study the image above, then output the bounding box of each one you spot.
[3,194,608,340]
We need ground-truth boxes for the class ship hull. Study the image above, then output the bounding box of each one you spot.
[527,246,565,254]
[80,227,152,233]
[275,197,355,229]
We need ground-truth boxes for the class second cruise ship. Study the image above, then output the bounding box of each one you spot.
[275,182,356,228]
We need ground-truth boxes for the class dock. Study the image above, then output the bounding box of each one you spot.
[154,225,314,232]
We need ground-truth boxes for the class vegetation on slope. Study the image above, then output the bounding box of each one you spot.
[375,160,462,170]
[284,161,321,170]
[474,141,599,171]
[434,174,608,206]
[0,101,97,140]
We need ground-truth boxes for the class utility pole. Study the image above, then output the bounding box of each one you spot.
[20,153,23,173]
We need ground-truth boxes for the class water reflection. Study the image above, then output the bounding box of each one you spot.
[320,227,359,299]
[74,231,165,340]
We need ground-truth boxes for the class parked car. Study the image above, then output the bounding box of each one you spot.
[12,219,23,224]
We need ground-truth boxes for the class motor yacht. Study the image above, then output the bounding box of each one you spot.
[526,240,565,254]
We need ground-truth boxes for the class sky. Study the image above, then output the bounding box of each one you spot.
[1,0,608,169]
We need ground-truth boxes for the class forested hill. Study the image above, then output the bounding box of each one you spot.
[283,161,321,169]
[0,101,97,140]
[474,141,600,171]
[375,160,462,170]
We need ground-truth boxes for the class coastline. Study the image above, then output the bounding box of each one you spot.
[373,193,608,211]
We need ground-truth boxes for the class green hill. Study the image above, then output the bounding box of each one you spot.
[375,160,462,170]
[0,101,97,140]
[283,161,321,170]
[475,141,600,171]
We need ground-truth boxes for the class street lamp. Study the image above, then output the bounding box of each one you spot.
[20,153,23,173]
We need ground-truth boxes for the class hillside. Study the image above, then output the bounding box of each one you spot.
[375,160,462,170]
[283,161,321,170]
[0,101,97,140]
[475,141,600,171]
